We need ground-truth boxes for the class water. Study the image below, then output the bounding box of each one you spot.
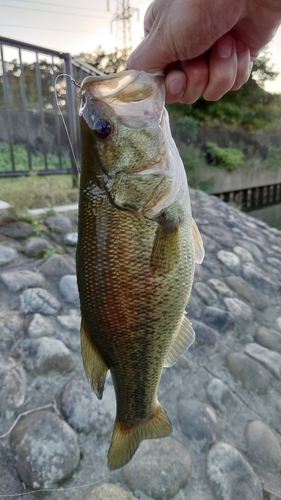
[247,203,281,230]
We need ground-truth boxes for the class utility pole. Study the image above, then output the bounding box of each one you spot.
[111,0,139,55]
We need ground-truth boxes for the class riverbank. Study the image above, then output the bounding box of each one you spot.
[0,189,281,500]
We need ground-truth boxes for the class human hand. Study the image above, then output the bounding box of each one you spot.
[127,0,281,103]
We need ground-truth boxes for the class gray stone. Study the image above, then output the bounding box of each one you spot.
[239,240,264,263]
[242,262,278,289]
[1,270,46,292]
[20,337,75,375]
[59,274,79,304]
[244,343,281,379]
[40,254,76,277]
[57,313,81,332]
[208,278,234,297]
[206,378,237,414]
[225,276,257,303]
[1,221,34,238]
[82,484,137,500]
[191,320,217,347]
[64,232,78,246]
[233,246,254,262]
[267,257,281,271]
[227,352,271,394]
[255,326,281,353]
[207,441,263,500]
[0,311,25,350]
[27,313,54,338]
[194,282,217,305]
[45,215,72,234]
[0,353,26,418]
[123,437,192,500]
[24,237,52,257]
[202,307,235,334]
[0,244,17,265]
[217,250,240,272]
[178,399,219,450]
[246,420,281,472]
[0,447,33,499]
[58,375,115,434]
[223,298,253,321]
[276,316,281,332]
[10,410,80,488]
[20,287,61,315]
[201,225,234,248]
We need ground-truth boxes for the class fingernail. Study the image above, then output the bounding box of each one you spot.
[168,75,185,95]
[217,36,232,59]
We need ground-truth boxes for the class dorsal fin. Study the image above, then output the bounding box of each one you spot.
[164,314,195,367]
[192,218,205,264]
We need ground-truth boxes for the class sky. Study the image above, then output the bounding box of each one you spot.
[1,0,281,93]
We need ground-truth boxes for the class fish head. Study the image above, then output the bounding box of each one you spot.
[80,70,187,218]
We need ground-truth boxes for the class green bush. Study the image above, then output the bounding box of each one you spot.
[204,141,245,171]
[264,147,281,170]
[173,116,198,143]
[177,142,214,192]
[0,141,71,172]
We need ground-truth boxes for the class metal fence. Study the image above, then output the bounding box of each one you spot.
[0,36,102,178]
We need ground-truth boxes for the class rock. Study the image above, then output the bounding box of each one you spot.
[0,311,25,350]
[20,287,61,315]
[0,244,17,265]
[24,237,52,257]
[0,447,32,498]
[255,326,281,353]
[225,276,257,303]
[20,337,75,375]
[191,320,217,347]
[1,270,46,292]
[193,282,217,305]
[208,278,234,297]
[246,420,281,472]
[223,298,253,321]
[57,313,81,332]
[207,441,263,500]
[0,353,26,418]
[233,246,254,262]
[27,313,54,338]
[202,307,235,334]
[242,262,277,290]
[1,221,34,238]
[58,375,115,434]
[82,484,137,500]
[64,232,78,246]
[178,398,219,450]
[40,254,76,277]
[276,317,281,332]
[59,275,79,304]
[10,410,80,488]
[206,378,237,414]
[227,352,271,394]
[217,250,240,272]
[201,225,234,248]
[45,215,72,234]
[123,437,192,500]
[244,343,281,379]
[239,240,264,263]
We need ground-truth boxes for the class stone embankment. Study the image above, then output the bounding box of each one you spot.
[0,189,281,500]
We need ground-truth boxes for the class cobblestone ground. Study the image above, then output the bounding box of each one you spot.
[0,189,281,500]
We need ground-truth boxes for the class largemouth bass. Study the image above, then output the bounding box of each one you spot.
[77,69,204,470]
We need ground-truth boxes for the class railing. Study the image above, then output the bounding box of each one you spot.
[215,183,281,210]
[0,36,101,178]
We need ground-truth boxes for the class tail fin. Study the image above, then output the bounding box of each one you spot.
[107,403,172,470]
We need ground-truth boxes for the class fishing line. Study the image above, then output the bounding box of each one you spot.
[0,472,112,498]
[54,73,81,175]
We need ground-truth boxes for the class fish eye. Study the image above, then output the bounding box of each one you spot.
[93,119,112,139]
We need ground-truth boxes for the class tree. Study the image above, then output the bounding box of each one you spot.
[76,46,127,75]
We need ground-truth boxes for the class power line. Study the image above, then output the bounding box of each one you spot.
[0,23,105,33]
[6,0,109,13]
[0,2,111,18]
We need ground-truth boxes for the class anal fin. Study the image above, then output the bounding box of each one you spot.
[164,314,195,367]
[81,321,109,400]
[107,402,172,470]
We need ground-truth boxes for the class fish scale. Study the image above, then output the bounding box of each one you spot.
[77,69,204,470]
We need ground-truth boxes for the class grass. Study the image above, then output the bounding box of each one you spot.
[0,174,79,215]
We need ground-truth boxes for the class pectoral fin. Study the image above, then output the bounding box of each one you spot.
[164,314,195,367]
[80,322,109,400]
[150,205,183,274]
[192,218,205,264]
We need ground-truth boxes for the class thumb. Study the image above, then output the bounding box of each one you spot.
[127,32,174,72]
